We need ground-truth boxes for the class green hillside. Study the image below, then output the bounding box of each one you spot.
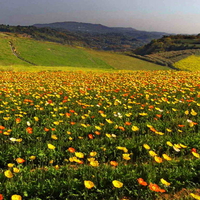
[0,33,30,66]
[0,32,169,71]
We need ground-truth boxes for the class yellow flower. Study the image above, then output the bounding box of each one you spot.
[29,156,36,160]
[190,193,200,200]
[116,146,128,153]
[53,121,60,125]
[90,152,97,157]
[191,109,197,116]
[8,163,14,168]
[112,180,123,188]
[51,134,58,140]
[106,119,113,124]
[47,144,56,150]
[75,152,84,158]
[13,167,20,173]
[84,180,95,189]
[162,154,172,161]
[192,152,200,158]
[16,138,22,142]
[166,141,173,147]
[154,156,163,163]
[95,126,102,130]
[11,194,22,200]
[4,170,13,178]
[160,178,170,186]
[34,116,39,121]
[90,160,99,167]
[81,124,87,128]
[149,150,157,157]
[174,144,181,149]
[166,128,172,132]
[155,131,164,135]
[132,125,139,131]
[122,153,131,160]
[139,112,148,116]
[87,157,95,162]
[143,144,151,150]
[179,144,187,148]
[3,131,10,135]
[185,110,189,115]
[106,133,112,138]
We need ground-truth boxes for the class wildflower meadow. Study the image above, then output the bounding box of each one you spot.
[0,70,200,200]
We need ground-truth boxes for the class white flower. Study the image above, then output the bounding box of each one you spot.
[27,121,31,126]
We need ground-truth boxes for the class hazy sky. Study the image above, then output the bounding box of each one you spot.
[1,0,200,34]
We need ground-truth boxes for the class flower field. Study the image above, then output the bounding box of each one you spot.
[0,70,200,200]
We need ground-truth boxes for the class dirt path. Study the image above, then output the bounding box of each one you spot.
[9,41,37,66]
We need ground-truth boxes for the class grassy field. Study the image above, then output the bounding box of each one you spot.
[0,70,200,200]
[174,55,200,71]
[0,32,170,71]
[0,33,30,66]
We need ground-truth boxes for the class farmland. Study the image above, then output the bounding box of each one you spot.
[0,70,200,200]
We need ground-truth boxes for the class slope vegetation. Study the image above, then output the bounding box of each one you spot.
[0,32,169,71]
[174,55,200,71]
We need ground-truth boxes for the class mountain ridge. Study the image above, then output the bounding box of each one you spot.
[33,21,168,35]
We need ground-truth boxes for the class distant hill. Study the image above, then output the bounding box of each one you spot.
[33,21,139,34]
[33,21,168,51]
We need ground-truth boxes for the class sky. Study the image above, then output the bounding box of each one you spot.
[1,0,200,34]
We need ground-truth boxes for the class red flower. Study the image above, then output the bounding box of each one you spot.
[68,147,76,153]
[191,148,197,153]
[0,194,4,200]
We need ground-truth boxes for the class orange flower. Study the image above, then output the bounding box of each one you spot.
[94,131,101,135]
[0,126,5,130]
[156,114,162,118]
[110,161,118,167]
[15,118,21,124]
[149,183,160,192]
[118,126,125,131]
[148,183,165,193]
[44,127,50,132]
[137,178,148,186]
[26,127,33,134]
[124,122,131,126]
[88,134,94,139]
[16,158,25,164]
[178,124,185,127]
[68,147,76,153]
[70,122,76,125]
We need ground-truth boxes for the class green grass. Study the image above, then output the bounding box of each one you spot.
[0,32,171,71]
[0,33,30,66]
[85,49,169,70]
[13,37,113,69]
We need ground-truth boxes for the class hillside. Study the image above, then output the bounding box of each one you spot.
[129,34,200,70]
[0,32,169,71]
[33,21,168,51]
